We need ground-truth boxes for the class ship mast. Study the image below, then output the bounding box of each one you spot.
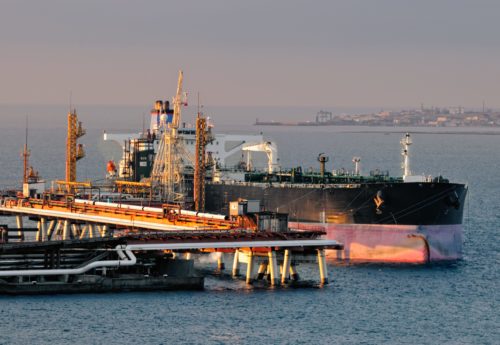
[401,132,412,178]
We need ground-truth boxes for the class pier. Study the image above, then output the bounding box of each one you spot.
[0,196,343,294]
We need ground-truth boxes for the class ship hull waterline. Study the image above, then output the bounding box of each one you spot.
[289,222,462,264]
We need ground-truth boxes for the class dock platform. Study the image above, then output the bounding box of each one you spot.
[0,197,343,294]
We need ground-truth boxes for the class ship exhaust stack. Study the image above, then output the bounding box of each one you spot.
[317,153,329,178]
[401,133,412,179]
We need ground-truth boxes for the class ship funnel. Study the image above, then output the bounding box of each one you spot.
[155,100,163,111]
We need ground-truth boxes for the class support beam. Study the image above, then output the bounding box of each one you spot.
[245,251,254,284]
[268,251,279,286]
[79,224,88,239]
[71,224,79,238]
[317,249,328,285]
[89,224,98,238]
[281,249,291,285]
[101,225,109,237]
[46,220,57,240]
[62,220,70,240]
[37,217,47,242]
[36,220,41,242]
[232,250,240,277]
[16,215,24,241]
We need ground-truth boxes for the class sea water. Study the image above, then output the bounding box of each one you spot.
[0,115,498,344]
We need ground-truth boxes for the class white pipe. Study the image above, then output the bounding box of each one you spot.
[0,239,341,278]
[74,199,227,220]
[0,246,136,277]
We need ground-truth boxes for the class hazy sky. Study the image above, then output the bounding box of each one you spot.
[1,0,499,109]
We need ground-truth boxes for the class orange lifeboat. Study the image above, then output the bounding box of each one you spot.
[107,160,117,174]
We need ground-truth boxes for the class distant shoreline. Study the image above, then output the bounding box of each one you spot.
[253,124,500,135]
[342,129,500,135]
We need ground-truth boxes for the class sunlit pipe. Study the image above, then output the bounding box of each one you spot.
[74,199,227,220]
[0,245,136,277]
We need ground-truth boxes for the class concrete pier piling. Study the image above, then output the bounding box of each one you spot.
[281,249,291,284]
[317,249,328,284]
[232,250,240,277]
[245,251,254,284]
[268,251,279,286]
[16,216,24,241]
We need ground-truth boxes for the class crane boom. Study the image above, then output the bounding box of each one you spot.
[171,70,184,135]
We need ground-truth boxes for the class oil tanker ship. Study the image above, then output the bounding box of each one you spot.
[107,111,467,263]
[103,75,467,263]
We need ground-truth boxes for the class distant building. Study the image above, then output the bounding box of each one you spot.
[448,107,464,115]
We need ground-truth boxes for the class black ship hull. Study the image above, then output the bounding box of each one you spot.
[205,181,466,226]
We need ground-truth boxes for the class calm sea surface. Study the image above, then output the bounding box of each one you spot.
[0,119,498,344]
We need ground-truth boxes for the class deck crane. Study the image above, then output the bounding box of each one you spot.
[150,70,192,204]
[242,141,278,174]
[170,70,187,136]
